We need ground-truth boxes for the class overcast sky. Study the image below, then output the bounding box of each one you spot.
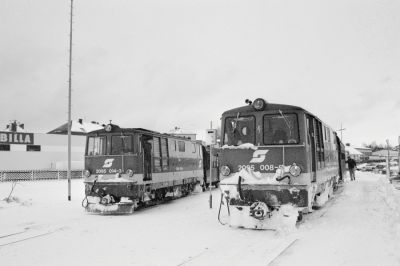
[1,0,399,147]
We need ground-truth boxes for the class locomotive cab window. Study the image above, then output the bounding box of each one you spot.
[224,115,255,146]
[263,113,299,145]
[111,135,133,155]
[87,136,106,155]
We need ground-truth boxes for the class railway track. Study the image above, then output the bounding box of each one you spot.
[0,226,67,247]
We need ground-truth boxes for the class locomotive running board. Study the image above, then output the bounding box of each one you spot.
[85,203,135,215]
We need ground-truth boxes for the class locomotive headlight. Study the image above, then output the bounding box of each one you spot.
[105,124,112,132]
[252,98,267,111]
[126,169,134,177]
[220,165,231,176]
[83,169,91,178]
[289,163,301,177]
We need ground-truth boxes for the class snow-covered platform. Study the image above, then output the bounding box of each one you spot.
[0,172,399,266]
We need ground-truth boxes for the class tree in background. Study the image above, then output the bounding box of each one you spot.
[363,141,393,152]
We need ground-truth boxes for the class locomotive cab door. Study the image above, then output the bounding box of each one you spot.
[306,115,317,182]
[141,135,153,181]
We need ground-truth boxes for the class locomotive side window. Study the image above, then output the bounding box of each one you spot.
[111,135,133,155]
[315,120,325,168]
[161,138,169,170]
[192,143,196,153]
[87,136,106,156]
[178,141,185,152]
[263,113,299,145]
[224,116,255,146]
[153,137,162,172]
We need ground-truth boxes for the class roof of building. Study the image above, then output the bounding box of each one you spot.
[345,146,363,155]
[354,147,372,151]
[371,150,399,157]
[48,120,104,135]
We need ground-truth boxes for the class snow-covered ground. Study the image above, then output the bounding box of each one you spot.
[0,172,399,266]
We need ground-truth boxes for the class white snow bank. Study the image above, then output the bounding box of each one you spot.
[314,181,334,207]
[220,168,280,186]
[377,176,400,239]
[221,143,258,150]
[219,169,281,200]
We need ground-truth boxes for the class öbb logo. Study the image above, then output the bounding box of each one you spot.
[249,150,269,163]
[102,159,115,168]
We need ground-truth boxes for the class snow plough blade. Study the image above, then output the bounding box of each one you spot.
[85,203,135,215]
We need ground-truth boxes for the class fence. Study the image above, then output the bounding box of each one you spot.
[0,170,84,182]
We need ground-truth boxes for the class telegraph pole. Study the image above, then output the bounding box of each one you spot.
[398,136,400,175]
[386,139,390,179]
[337,123,346,141]
[209,121,213,209]
[67,0,74,201]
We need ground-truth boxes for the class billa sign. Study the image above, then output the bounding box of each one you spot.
[0,131,34,145]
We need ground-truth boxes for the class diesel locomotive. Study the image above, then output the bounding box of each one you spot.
[82,124,206,214]
[218,98,346,229]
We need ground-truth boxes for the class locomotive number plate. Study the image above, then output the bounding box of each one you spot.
[95,169,122,174]
[238,164,278,171]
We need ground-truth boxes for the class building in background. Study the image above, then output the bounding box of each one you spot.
[0,120,102,171]
[48,119,103,135]
[369,150,399,162]
[345,145,363,162]
[169,126,197,141]
[354,146,372,161]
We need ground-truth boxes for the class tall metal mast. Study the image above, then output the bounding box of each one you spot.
[67,0,74,201]
[337,123,346,141]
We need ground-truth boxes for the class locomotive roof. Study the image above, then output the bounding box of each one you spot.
[222,102,306,116]
[222,101,337,133]
[88,126,194,140]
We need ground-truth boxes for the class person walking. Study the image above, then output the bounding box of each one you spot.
[347,156,357,181]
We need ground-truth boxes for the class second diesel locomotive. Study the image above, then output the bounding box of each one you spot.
[82,124,206,214]
[218,98,346,229]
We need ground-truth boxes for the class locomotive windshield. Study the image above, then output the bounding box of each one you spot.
[87,136,106,155]
[111,135,134,155]
[263,113,299,145]
[223,115,255,146]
